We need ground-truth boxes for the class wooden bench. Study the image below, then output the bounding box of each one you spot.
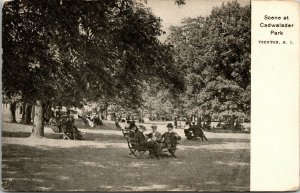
[126,134,181,158]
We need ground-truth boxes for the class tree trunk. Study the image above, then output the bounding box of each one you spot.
[31,100,44,138]
[21,102,26,123]
[32,105,35,119]
[141,108,143,120]
[24,104,32,124]
[9,102,17,123]
[100,110,103,120]
[105,103,108,120]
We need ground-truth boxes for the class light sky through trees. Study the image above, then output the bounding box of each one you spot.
[145,0,250,41]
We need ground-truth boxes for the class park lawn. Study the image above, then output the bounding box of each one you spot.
[73,119,118,130]
[2,123,250,191]
[45,119,118,132]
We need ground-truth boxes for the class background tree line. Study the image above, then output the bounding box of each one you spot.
[143,1,250,123]
[3,0,250,137]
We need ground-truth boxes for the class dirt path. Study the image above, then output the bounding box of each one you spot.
[2,122,250,150]
[2,121,250,139]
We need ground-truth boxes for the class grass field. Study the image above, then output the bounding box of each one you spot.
[1,120,250,191]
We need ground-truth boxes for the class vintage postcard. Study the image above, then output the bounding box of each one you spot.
[1,0,299,191]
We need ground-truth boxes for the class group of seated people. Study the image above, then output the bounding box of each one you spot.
[79,114,103,128]
[214,120,244,130]
[128,123,181,158]
[184,121,208,141]
[58,115,83,140]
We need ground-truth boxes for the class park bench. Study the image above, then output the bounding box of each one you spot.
[126,131,181,158]
[60,126,83,140]
[62,131,72,140]
[52,117,83,140]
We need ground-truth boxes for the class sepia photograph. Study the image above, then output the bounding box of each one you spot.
[2,0,251,191]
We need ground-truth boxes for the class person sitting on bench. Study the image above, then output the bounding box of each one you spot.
[133,125,160,158]
[184,121,191,137]
[190,122,208,141]
[161,123,181,157]
[147,124,162,142]
[60,115,82,140]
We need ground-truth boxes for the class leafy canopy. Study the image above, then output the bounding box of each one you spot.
[2,0,183,109]
[167,1,251,120]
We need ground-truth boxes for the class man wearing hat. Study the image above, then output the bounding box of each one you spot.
[161,123,181,157]
[133,125,160,158]
[165,123,177,133]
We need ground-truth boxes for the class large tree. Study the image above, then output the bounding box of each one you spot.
[3,0,183,137]
[167,1,251,121]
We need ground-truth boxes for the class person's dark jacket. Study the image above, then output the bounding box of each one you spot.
[133,130,147,146]
[162,132,180,148]
[190,125,205,137]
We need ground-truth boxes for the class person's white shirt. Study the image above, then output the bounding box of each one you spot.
[151,130,159,141]
[124,122,131,130]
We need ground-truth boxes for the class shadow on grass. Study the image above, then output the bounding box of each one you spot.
[2,120,32,125]
[2,142,250,192]
[179,137,250,146]
[2,130,125,143]
[2,131,64,140]
[2,131,31,138]
[82,132,124,142]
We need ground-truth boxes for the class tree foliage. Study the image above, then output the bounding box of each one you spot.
[2,0,184,136]
[3,0,182,107]
[167,1,250,120]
